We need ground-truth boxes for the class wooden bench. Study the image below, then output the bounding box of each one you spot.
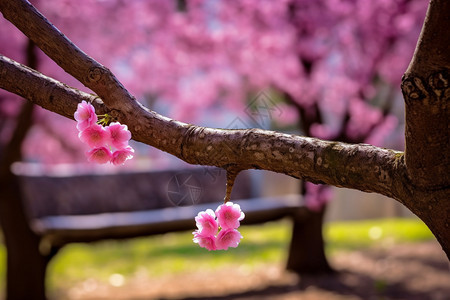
[14,165,330,297]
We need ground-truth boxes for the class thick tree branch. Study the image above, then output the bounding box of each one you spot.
[0,55,108,119]
[0,54,407,202]
[402,0,450,189]
[396,0,450,254]
[406,0,450,76]
[0,0,149,117]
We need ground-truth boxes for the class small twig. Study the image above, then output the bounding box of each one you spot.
[224,166,241,203]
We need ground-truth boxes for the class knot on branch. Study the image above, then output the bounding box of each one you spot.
[87,66,106,83]
[428,71,449,97]
[401,76,427,101]
[109,109,125,123]
[180,124,206,162]
[402,70,450,101]
[240,128,262,151]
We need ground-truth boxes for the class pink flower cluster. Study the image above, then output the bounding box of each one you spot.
[74,101,134,165]
[193,202,245,251]
[304,182,333,212]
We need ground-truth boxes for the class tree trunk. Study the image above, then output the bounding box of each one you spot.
[286,206,333,274]
[0,98,49,300]
[0,38,50,299]
[0,172,49,300]
[286,182,333,274]
[399,0,450,258]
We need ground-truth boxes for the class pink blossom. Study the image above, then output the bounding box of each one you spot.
[215,202,245,230]
[216,228,243,250]
[78,123,110,148]
[192,203,245,250]
[304,182,333,212]
[107,122,132,149]
[86,147,112,164]
[193,232,217,251]
[194,209,219,236]
[111,146,135,165]
[74,101,97,131]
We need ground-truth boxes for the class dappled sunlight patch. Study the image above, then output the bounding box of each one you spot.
[108,273,125,287]
[368,226,383,240]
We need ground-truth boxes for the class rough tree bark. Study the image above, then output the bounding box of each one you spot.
[0,0,448,260]
[398,0,450,257]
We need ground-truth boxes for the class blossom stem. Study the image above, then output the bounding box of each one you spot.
[97,114,111,126]
[224,167,240,203]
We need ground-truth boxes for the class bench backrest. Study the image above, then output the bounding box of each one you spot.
[18,167,254,219]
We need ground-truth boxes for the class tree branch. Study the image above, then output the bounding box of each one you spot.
[0,55,108,119]
[0,54,408,202]
[402,0,450,189]
[406,0,450,76]
[0,0,143,114]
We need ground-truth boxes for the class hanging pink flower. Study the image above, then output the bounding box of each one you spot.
[111,146,135,165]
[107,122,132,149]
[86,147,113,164]
[216,228,243,250]
[193,232,217,251]
[74,101,97,131]
[194,209,219,236]
[78,123,110,148]
[74,101,135,165]
[215,202,245,230]
[193,202,245,251]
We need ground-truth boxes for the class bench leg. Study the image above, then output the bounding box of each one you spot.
[286,207,334,274]
[0,174,50,300]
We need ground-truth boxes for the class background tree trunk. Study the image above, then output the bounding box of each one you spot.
[0,173,49,300]
[0,40,51,300]
[286,182,333,274]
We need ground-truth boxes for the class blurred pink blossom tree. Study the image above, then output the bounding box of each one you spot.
[0,1,443,296]
[0,0,427,273]
[0,0,427,180]
[0,0,427,264]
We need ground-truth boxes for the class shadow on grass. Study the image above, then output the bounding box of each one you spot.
[152,270,446,300]
[156,241,450,300]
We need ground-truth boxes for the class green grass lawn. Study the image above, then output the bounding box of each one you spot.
[0,217,434,295]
